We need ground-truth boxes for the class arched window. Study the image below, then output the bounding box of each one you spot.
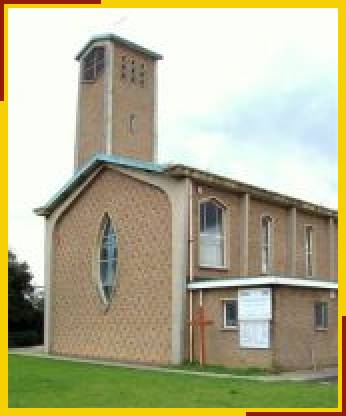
[261,216,272,274]
[305,225,313,276]
[99,215,117,303]
[199,200,225,267]
[82,46,105,81]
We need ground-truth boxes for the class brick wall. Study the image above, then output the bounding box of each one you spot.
[190,289,273,368]
[77,73,106,167]
[112,44,156,161]
[296,211,331,278]
[52,167,172,363]
[273,287,338,369]
[192,183,242,278]
[248,198,289,276]
[191,181,337,280]
[187,286,337,370]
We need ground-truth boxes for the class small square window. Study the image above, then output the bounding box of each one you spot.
[223,300,237,328]
[314,302,328,330]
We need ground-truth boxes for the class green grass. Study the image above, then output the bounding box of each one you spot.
[8,355,338,408]
[167,361,269,375]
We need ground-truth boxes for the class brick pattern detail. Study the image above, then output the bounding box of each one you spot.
[77,75,106,167]
[112,44,156,162]
[190,289,273,368]
[192,183,241,278]
[248,198,289,276]
[296,212,331,278]
[187,287,337,370]
[52,167,172,363]
[191,183,337,280]
[273,287,338,369]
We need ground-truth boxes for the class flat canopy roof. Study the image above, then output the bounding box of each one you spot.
[75,33,163,61]
[187,276,338,290]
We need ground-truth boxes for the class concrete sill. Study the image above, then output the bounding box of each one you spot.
[220,327,238,332]
[199,265,229,271]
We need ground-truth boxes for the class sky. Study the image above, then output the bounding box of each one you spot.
[8,8,338,285]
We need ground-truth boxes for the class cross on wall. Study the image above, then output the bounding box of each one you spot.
[188,306,213,366]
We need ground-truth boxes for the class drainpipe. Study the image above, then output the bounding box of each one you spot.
[188,179,194,362]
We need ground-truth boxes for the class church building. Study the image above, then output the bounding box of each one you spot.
[35,34,338,370]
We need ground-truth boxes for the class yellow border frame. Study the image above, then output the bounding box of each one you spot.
[2,2,344,414]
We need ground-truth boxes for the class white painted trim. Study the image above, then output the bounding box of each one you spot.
[153,62,158,162]
[240,193,249,276]
[187,276,338,290]
[105,41,113,155]
[198,197,228,269]
[115,167,189,365]
[260,214,273,275]
[43,167,104,353]
[288,207,297,275]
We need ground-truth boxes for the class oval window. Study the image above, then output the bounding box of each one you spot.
[99,215,118,303]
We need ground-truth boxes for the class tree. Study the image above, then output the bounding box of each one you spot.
[8,249,43,346]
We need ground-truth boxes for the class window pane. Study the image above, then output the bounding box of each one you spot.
[261,217,271,273]
[99,216,117,303]
[199,201,224,266]
[205,202,217,232]
[225,300,237,327]
[315,302,328,329]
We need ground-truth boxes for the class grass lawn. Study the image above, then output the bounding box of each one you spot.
[168,361,269,375]
[8,355,338,408]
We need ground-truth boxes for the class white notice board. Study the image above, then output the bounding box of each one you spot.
[239,320,270,349]
[238,288,272,320]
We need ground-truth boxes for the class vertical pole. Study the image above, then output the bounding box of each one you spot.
[240,193,249,276]
[329,217,335,280]
[289,207,297,276]
[199,290,203,365]
[189,180,194,362]
[200,307,205,366]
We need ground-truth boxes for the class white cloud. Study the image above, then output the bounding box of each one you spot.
[8,8,337,284]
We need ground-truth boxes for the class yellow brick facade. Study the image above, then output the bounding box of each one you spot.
[51,167,172,363]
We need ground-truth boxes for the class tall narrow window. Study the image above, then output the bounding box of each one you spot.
[305,226,313,276]
[129,114,136,135]
[261,216,272,274]
[314,302,328,329]
[199,200,225,267]
[82,46,105,81]
[99,215,117,303]
[223,299,238,328]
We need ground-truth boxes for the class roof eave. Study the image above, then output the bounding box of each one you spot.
[75,34,163,61]
[166,164,338,219]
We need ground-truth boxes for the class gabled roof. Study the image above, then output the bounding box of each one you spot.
[75,33,163,61]
[34,153,166,217]
[34,153,337,219]
[165,164,338,219]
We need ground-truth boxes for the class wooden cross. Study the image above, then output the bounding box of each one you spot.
[188,306,213,366]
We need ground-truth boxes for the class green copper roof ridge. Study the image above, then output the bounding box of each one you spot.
[75,33,163,61]
[34,153,167,216]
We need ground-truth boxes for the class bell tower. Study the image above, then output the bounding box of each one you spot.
[74,34,163,170]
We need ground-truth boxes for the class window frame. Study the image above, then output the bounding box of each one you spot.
[261,215,273,275]
[81,45,105,83]
[305,225,314,277]
[95,213,118,307]
[222,298,238,330]
[314,301,328,330]
[198,198,228,269]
